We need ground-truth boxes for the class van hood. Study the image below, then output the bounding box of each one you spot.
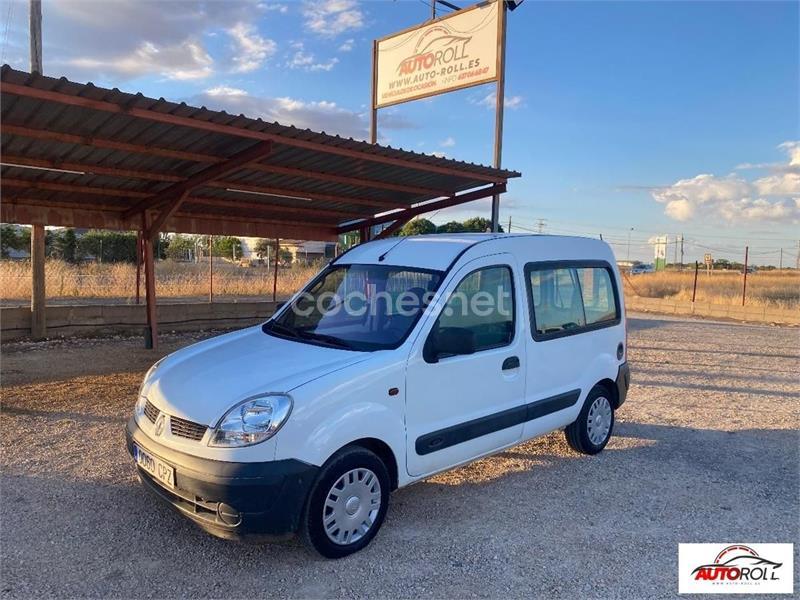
[142,326,370,426]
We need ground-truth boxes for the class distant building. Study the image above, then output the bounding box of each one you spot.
[238,237,337,264]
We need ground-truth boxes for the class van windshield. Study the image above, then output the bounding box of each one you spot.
[263,264,444,351]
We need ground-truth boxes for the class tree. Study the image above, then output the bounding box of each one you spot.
[165,234,196,261]
[436,221,466,234]
[212,236,243,260]
[462,217,502,233]
[254,238,275,260]
[49,228,78,263]
[1,224,25,258]
[76,230,137,262]
[398,218,436,236]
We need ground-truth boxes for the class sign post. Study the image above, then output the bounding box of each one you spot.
[491,0,507,231]
[370,1,508,230]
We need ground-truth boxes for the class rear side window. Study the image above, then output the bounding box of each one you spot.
[526,261,620,340]
[528,268,585,335]
[577,267,618,325]
[435,266,515,352]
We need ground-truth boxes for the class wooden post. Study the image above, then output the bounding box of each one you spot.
[692,261,699,303]
[30,223,46,339]
[142,213,158,349]
[208,235,213,303]
[273,238,280,302]
[135,230,142,305]
[742,246,749,306]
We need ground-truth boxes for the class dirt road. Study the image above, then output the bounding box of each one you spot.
[1,315,798,598]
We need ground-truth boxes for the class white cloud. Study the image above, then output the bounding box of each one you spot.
[286,43,339,72]
[258,2,289,13]
[651,142,800,223]
[440,137,456,148]
[194,87,417,140]
[205,85,248,97]
[431,151,448,158]
[303,0,365,37]
[194,89,366,139]
[338,38,355,52]
[227,22,276,73]
[473,92,524,110]
[69,39,213,80]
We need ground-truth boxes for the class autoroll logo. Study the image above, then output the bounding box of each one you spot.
[395,26,473,76]
[679,543,794,594]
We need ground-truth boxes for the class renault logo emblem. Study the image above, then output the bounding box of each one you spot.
[154,413,166,436]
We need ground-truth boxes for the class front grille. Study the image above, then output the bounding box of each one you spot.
[170,415,208,441]
[143,399,160,424]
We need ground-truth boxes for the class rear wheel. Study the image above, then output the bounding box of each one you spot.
[565,385,614,455]
[300,446,390,558]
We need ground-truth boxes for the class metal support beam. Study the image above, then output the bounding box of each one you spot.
[491,0,508,232]
[3,83,507,182]
[123,141,274,220]
[2,124,220,163]
[30,222,46,339]
[338,184,506,234]
[142,213,158,349]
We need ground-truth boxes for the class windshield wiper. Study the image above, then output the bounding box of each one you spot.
[296,329,355,350]
[263,320,301,339]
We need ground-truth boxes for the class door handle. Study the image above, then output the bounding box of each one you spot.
[502,356,520,370]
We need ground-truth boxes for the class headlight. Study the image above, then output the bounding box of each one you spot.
[134,395,148,418]
[209,394,293,448]
[138,358,164,399]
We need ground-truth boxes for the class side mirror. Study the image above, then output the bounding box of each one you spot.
[424,327,476,363]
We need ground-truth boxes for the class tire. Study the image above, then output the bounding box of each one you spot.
[300,446,390,559]
[564,385,615,455]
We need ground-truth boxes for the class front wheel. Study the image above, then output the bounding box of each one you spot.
[565,386,615,455]
[300,446,390,558]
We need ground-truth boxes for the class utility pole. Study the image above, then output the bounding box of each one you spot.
[507,216,511,233]
[627,227,634,261]
[536,218,547,234]
[29,0,42,74]
[29,0,45,339]
[742,246,749,306]
[679,234,684,271]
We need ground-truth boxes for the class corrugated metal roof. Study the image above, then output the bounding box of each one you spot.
[1,65,520,238]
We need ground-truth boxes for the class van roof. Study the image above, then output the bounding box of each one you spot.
[334,233,614,272]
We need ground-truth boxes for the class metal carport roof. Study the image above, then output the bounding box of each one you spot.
[0,65,520,241]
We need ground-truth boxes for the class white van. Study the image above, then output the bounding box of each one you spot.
[126,234,630,558]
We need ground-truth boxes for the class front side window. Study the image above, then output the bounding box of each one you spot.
[527,262,620,340]
[264,264,443,351]
[433,266,515,354]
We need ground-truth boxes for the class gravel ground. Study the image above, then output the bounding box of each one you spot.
[1,314,798,599]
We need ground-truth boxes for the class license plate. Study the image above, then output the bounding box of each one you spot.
[133,444,175,489]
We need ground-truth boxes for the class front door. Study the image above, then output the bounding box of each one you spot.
[405,255,527,477]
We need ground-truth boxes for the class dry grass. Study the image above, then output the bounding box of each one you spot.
[0,259,320,302]
[622,269,800,309]
[2,260,798,310]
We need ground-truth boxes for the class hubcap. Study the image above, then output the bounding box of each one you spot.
[323,468,382,545]
[587,396,612,445]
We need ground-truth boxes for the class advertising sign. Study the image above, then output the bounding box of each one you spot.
[652,235,668,271]
[374,1,500,108]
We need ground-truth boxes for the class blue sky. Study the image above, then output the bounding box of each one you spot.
[2,0,798,264]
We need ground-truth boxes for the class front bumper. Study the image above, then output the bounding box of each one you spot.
[125,417,318,541]
[615,361,630,408]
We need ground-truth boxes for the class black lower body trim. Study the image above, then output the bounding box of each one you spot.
[125,418,318,540]
[416,389,581,456]
[615,361,630,408]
